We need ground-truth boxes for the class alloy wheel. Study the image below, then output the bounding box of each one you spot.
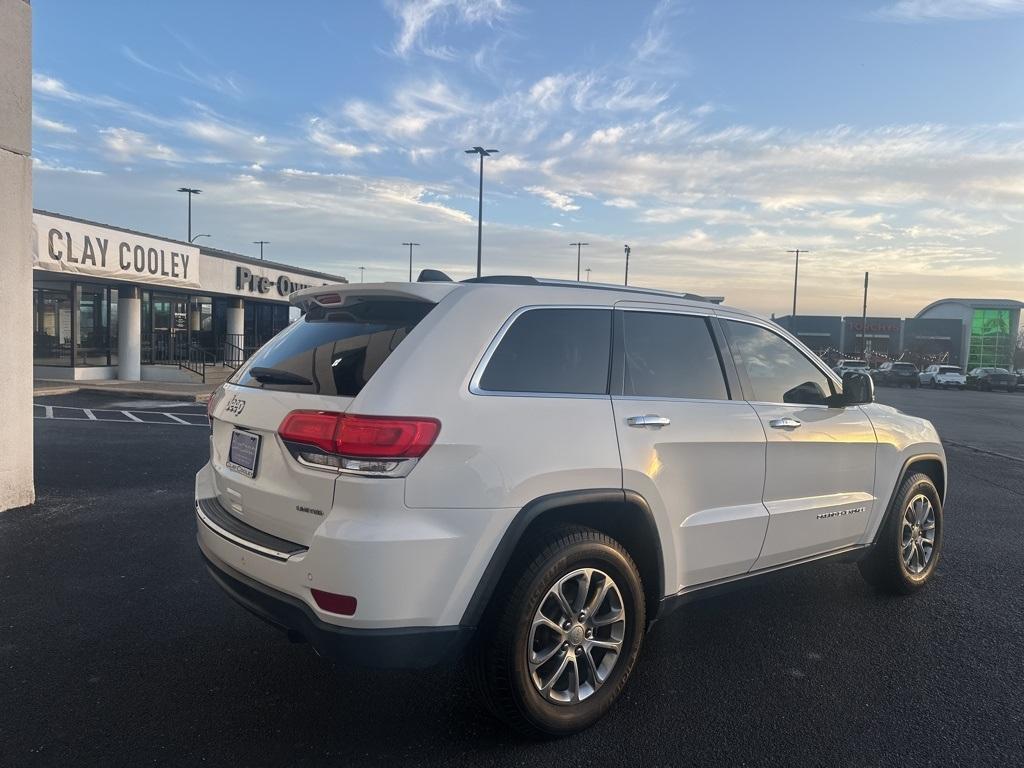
[901,493,937,575]
[527,568,626,705]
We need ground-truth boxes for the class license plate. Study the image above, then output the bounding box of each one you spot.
[226,430,261,478]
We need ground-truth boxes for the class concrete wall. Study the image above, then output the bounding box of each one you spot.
[0,0,34,511]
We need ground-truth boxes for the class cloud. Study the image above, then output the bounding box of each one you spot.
[604,197,638,209]
[387,0,514,58]
[100,127,180,162]
[33,157,104,175]
[307,117,381,158]
[122,46,243,97]
[875,0,1024,20]
[525,186,580,211]
[32,74,77,100]
[33,114,76,134]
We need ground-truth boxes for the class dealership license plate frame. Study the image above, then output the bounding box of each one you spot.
[226,429,261,479]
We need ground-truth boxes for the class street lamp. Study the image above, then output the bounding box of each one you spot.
[402,242,421,282]
[785,249,809,331]
[570,242,589,282]
[253,240,270,260]
[465,146,499,278]
[177,187,201,242]
[585,267,592,282]
[623,244,631,286]
[358,266,366,283]
[189,233,210,243]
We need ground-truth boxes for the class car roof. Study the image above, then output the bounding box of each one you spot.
[291,276,752,318]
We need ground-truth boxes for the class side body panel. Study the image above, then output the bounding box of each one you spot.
[858,403,946,544]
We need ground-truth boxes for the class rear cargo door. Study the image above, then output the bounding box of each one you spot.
[208,296,435,545]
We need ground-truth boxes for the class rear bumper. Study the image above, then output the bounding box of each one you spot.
[200,543,473,668]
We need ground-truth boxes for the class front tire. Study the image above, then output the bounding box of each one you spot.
[859,472,943,594]
[470,526,646,737]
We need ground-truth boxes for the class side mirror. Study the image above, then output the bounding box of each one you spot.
[840,371,874,406]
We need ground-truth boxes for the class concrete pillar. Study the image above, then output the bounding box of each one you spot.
[189,308,201,332]
[117,286,141,381]
[226,299,244,365]
[0,0,34,512]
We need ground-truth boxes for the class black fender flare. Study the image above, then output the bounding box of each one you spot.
[458,488,665,628]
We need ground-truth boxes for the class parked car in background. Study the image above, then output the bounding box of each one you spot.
[966,367,1017,392]
[919,365,966,389]
[834,359,870,376]
[874,361,920,388]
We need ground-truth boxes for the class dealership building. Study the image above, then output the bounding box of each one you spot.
[778,298,1023,369]
[32,210,347,382]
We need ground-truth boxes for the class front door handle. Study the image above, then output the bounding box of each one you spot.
[627,414,671,428]
[769,417,802,429]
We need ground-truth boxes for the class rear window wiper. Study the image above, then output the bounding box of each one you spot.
[249,367,313,386]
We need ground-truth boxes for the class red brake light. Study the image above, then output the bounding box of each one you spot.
[279,411,440,459]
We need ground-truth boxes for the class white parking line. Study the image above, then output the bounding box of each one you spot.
[33,404,208,427]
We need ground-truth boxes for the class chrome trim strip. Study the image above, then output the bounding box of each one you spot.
[195,502,298,562]
[468,304,613,398]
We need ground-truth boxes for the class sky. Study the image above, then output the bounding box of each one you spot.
[30,0,1024,318]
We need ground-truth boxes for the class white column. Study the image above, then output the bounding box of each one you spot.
[226,299,244,366]
[0,0,34,511]
[189,308,201,332]
[117,286,141,381]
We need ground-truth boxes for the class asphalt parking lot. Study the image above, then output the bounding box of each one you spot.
[2,389,1023,766]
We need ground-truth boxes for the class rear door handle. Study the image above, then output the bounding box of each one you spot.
[627,414,671,428]
[769,417,802,429]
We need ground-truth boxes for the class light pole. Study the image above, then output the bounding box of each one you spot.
[358,266,365,283]
[253,240,270,260]
[623,244,631,286]
[570,242,589,282]
[585,267,592,282]
[861,271,869,358]
[465,146,499,278]
[177,187,201,242]
[785,249,808,331]
[189,233,210,243]
[402,242,420,282]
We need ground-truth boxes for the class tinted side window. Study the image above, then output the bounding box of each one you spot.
[479,308,611,395]
[723,320,834,405]
[234,299,434,396]
[617,312,729,400]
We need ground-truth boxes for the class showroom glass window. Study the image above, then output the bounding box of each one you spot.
[615,311,729,400]
[968,309,1012,369]
[32,280,72,367]
[723,320,834,405]
[76,284,112,365]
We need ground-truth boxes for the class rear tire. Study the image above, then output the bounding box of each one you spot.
[859,472,943,594]
[469,526,646,737]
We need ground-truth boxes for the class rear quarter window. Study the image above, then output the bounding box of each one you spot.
[233,298,434,396]
[477,308,612,395]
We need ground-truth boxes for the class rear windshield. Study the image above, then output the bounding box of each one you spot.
[939,366,961,374]
[893,363,917,371]
[232,298,434,396]
[844,361,867,367]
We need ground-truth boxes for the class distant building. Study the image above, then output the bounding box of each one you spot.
[777,297,1023,369]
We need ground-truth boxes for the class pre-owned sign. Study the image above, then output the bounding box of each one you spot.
[32,213,201,289]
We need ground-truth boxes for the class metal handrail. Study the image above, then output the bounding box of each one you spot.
[180,343,215,383]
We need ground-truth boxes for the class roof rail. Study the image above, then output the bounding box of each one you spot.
[462,275,540,285]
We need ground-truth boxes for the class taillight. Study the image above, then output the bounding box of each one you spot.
[278,411,440,475]
[311,588,357,616]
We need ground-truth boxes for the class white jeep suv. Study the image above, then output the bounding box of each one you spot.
[197,275,946,736]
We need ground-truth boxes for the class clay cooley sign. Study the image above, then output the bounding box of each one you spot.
[32,213,200,289]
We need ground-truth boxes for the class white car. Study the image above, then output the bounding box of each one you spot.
[197,275,947,736]
[834,359,870,376]
[920,365,966,389]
